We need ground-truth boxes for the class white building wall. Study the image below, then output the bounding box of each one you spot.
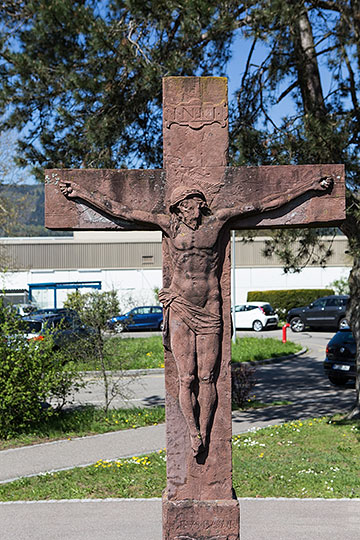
[232,266,350,304]
[1,267,163,309]
[2,264,349,310]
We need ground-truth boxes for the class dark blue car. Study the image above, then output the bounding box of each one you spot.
[324,327,356,385]
[108,306,163,333]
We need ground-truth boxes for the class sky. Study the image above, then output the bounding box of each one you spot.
[227,31,296,125]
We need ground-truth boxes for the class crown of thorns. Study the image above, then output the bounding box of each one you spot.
[169,187,206,212]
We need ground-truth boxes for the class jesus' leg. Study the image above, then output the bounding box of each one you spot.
[169,312,203,455]
[196,333,220,448]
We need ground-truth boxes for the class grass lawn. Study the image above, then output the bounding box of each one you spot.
[231,336,302,363]
[0,406,165,451]
[232,416,360,498]
[77,335,302,371]
[0,400,292,450]
[1,416,359,501]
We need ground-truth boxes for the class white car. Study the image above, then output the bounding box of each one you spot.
[233,302,279,332]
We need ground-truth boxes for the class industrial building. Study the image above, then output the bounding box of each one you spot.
[0,232,352,309]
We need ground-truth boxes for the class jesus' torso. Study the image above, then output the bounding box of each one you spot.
[165,216,222,313]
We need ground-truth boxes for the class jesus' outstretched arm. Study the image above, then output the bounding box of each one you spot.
[59,180,168,229]
[216,175,334,222]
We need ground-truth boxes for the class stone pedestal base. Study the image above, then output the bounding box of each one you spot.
[162,493,240,540]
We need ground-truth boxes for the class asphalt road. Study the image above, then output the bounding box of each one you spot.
[1,498,359,540]
[73,328,355,417]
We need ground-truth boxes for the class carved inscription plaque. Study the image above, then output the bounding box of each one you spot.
[164,99,228,129]
[162,494,240,540]
[175,536,238,540]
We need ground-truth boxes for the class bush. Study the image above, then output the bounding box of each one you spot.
[231,364,256,408]
[64,290,134,412]
[247,288,335,319]
[0,300,81,438]
[329,277,350,295]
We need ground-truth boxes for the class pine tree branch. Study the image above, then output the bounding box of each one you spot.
[308,1,342,12]
[277,80,298,103]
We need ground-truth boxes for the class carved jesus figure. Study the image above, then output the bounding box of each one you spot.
[59,175,332,456]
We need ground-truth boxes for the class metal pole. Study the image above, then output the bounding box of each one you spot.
[231,230,236,344]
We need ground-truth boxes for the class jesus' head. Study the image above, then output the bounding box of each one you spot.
[169,187,208,230]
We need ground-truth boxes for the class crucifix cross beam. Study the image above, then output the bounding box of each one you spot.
[45,77,345,540]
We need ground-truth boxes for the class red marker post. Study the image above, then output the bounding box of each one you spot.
[282,323,290,343]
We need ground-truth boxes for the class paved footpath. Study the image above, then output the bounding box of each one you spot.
[1,401,354,484]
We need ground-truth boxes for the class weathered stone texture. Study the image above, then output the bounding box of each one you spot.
[162,493,240,540]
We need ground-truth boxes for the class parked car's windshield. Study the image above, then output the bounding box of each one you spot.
[331,330,354,343]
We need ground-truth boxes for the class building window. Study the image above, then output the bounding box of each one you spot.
[142,255,154,266]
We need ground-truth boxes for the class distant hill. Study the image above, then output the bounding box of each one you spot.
[0,183,72,237]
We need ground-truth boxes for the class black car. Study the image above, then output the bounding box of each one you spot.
[286,295,349,332]
[21,311,93,349]
[324,328,356,385]
[31,308,78,317]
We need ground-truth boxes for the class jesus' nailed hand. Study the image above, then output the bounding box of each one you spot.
[59,175,333,456]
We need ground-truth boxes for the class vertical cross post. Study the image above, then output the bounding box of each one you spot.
[161,77,240,540]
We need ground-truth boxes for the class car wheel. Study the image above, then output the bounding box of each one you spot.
[159,321,164,331]
[290,316,305,332]
[114,322,125,333]
[328,373,349,386]
[252,320,263,332]
[338,317,349,330]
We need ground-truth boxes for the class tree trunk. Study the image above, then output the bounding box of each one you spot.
[346,255,360,419]
[291,7,359,417]
[292,7,326,118]
[341,214,360,419]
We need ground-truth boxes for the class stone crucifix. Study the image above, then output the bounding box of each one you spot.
[45,77,345,540]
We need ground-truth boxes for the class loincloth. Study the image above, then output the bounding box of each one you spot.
[158,288,222,351]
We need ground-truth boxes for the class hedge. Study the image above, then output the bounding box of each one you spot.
[247,288,335,319]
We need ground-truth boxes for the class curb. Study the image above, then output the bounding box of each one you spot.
[81,348,307,378]
[81,368,165,378]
